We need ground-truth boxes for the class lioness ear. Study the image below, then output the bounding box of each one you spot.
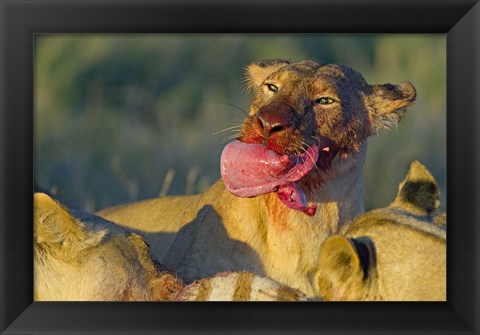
[244,59,291,92]
[34,193,105,248]
[317,235,375,300]
[391,160,440,216]
[318,235,364,282]
[367,81,416,134]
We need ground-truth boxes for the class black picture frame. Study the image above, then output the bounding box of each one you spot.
[1,1,479,334]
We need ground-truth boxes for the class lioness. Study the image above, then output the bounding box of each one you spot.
[34,193,184,301]
[315,161,446,301]
[98,59,416,296]
[34,193,309,301]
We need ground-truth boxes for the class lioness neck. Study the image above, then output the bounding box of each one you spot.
[252,146,366,295]
[312,147,366,230]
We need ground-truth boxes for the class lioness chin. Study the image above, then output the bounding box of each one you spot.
[97,59,416,297]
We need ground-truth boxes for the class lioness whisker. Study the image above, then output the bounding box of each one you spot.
[220,102,249,116]
[300,142,316,166]
[221,134,240,144]
[212,125,243,136]
[311,136,321,147]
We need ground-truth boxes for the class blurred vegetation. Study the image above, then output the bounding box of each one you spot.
[34,34,446,213]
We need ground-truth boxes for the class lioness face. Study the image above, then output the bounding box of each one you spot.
[241,59,416,171]
[219,59,415,214]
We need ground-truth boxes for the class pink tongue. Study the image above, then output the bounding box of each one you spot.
[220,141,319,215]
[277,183,317,216]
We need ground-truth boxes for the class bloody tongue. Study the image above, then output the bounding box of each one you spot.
[220,140,319,215]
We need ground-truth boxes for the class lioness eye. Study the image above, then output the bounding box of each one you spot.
[315,97,335,105]
[266,84,278,93]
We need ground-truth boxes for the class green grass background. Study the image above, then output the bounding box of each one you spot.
[34,34,446,213]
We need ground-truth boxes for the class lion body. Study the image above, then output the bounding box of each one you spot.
[34,193,312,301]
[99,156,365,296]
[35,160,445,301]
[37,60,445,302]
[98,59,416,297]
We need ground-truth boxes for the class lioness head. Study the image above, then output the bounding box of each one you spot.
[221,59,416,214]
[315,161,446,301]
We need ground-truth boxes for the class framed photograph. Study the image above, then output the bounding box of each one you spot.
[1,1,479,334]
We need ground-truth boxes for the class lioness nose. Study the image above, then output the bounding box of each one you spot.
[256,103,294,138]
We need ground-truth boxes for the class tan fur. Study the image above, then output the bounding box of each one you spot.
[97,60,416,297]
[35,193,304,301]
[34,193,185,301]
[314,161,446,301]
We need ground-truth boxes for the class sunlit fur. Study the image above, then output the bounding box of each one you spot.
[97,60,416,297]
[34,193,185,301]
[315,161,446,301]
[35,193,309,301]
